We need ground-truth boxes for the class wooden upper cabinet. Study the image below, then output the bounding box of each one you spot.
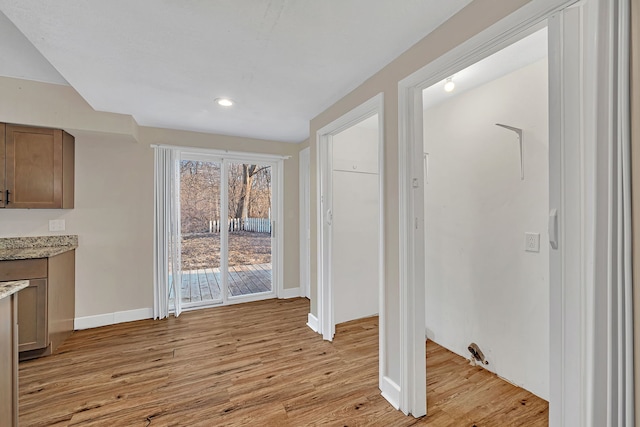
[2,124,74,209]
[0,123,5,208]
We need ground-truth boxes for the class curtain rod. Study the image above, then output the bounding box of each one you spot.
[150,143,292,160]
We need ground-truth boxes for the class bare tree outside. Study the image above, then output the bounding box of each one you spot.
[180,160,272,270]
[180,160,221,234]
[228,163,272,220]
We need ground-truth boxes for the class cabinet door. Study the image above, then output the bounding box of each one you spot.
[18,279,48,352]
[5,125,63,208]
[0,123,5,208]
[0,294,19,427]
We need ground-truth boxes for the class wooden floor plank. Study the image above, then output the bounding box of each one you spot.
[19,298,548,426]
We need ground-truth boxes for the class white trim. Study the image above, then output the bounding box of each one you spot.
[280,287,301,299]
[397,78,426,417]
[299,147,311,299]
[380,376,401,411]
[317,92,384,340]
[180,293,276,311]
[398,1,571,92]
[275,161,285,299]
[75,308,153,330]
[315,132,324,337]
[316,95,384,137]
[548,7,584,425]
[375,102,387,403]
[221,160,230,304]
[307,313,319,333]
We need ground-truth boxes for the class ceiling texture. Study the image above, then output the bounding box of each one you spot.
[0,1,472,142]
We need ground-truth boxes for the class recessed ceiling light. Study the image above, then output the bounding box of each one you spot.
[215,98,234,107]
[444,77,455,93]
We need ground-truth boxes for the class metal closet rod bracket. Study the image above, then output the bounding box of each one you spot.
[495,123,524,180]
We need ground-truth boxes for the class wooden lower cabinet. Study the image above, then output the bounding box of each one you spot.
[0,293,19,427]
[0,250,75,360]
[17,278,47,352]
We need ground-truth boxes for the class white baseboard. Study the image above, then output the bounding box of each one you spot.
[307,312,319,333]
[425,327,434,340]
[380,376,401,410]
[280,286,301,299]
[75,307,153,330]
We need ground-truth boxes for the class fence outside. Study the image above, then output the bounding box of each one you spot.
[207,217,271,233]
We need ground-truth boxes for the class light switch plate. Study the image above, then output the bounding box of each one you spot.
[49,219,66,231]
[525,232,540,252]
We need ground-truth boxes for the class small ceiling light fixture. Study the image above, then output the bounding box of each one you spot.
[444,77,455,93]
[215,97,234,107]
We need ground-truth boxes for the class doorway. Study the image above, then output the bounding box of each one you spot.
[167,149,284,313]
[397,1,633,423]
[316,92,387,402]
[331,115,380,325]
[422,26,549,402]
[178,156,274,308]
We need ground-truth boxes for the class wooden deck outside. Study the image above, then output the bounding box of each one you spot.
[180,263,272,303]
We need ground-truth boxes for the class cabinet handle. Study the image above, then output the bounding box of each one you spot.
[5,190,9,204]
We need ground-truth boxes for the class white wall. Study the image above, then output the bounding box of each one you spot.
[0,134,154,320]
[423,58,549,399]
[332,123,379,324]
[0,76,301,325]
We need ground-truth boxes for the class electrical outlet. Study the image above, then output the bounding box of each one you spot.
[49,219,66,232]
[525,232,540,252]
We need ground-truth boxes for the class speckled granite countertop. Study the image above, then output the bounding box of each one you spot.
[0,280,28,300]
[0,235,78,261]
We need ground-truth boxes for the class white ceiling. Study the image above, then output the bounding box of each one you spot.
[0,11,67,85]
[0,1,472,143]
[422,27,548,110]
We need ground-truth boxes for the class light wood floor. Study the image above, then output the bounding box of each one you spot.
[18,298,548,426]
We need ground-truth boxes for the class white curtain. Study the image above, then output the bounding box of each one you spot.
[153,147,182,319]
[611,0,633,424]
[598,0,634,424]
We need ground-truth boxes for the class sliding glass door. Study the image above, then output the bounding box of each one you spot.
[176,154,276,310]
[179,158,224,306]
[227,162,273,298]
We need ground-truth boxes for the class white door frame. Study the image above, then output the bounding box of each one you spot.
[316,94,386,392]
[398,0,632,423]
[316,93,384,398]
[173,147,287,310]
[299,147,311,299]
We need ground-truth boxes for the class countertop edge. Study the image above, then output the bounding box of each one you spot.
[0,280,29,300]
[0,245,78,261]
